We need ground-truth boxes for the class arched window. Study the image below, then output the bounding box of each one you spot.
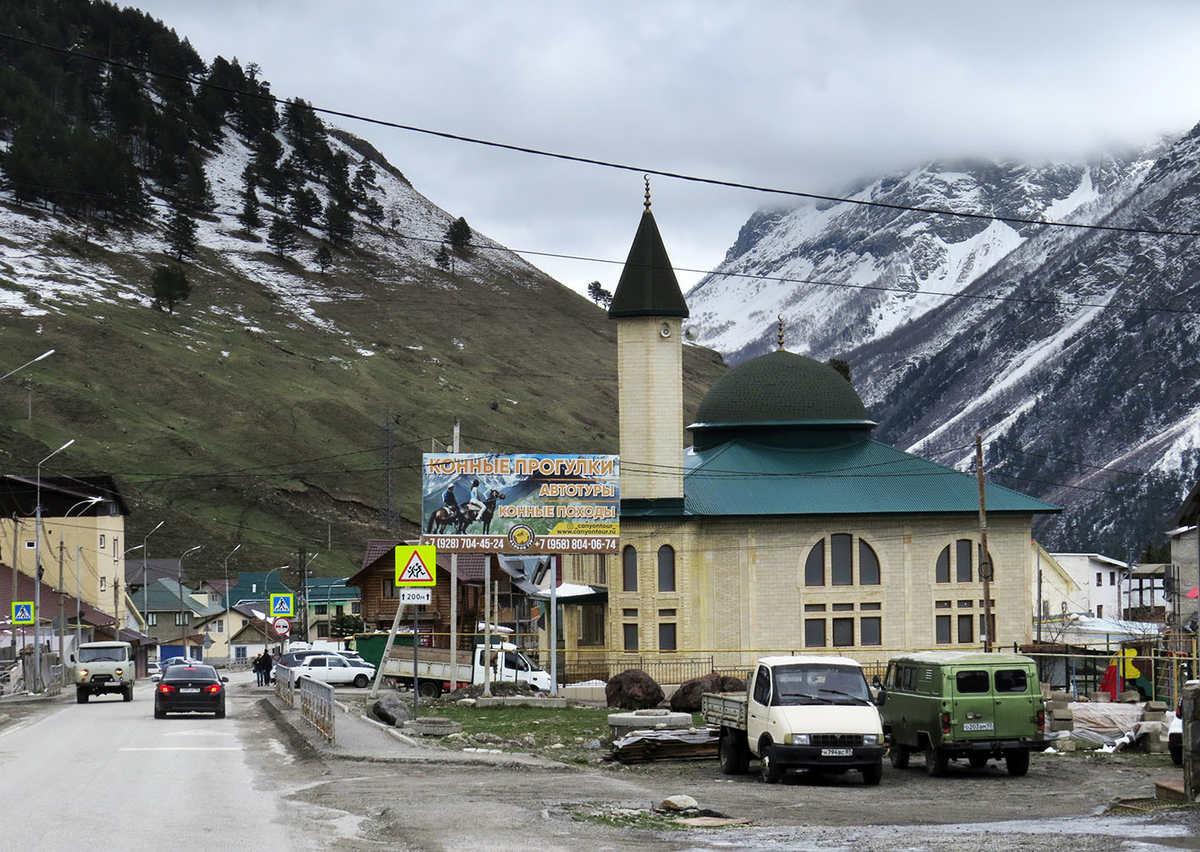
[804,535,880,586]
[657,545,676,592]
[622,546,638,592]
[805,539,825,586]
[934,540,991,583]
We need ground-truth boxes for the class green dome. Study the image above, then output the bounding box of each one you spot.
[689,350,875,450]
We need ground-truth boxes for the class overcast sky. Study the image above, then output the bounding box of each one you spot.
[128,1,1200,296]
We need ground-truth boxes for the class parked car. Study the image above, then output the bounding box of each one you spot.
[154,664,228,718]
[292,654,374,688]
[877,651,1044,777]
[276,650,322,669]
[335,651,373,668]
[146,661,160,679]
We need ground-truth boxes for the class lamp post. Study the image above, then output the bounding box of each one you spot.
[114,544,143,650]
[0,349,54,382]
[33,438,74,693]
[301,552,319,643]
[263,566,289,652]
[140,520,164,647]
[222,544,241,668]
[177,545,201,659]
[58,496,101,666]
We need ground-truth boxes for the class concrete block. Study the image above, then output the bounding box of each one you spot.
[1049,690,1070,702]
[1051,708,1074,721]
[1055,738,1077,752]
[1145,700,1169,712]
[1046,700,1070,713]
[1141,711,1167,723]
[1049,719,1074,732]
[1089,692,1112,703]
[1118,690,1141,703]
[1143,740,1169,754]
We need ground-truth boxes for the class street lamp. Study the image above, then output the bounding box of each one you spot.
[262,566,290,652]
[0,349,54,382]
[301,551,319,642]
[141,520,164,649]
[178,545,201,660]
[114,544,143,649]
[222,544,241,668]
[58,496,102,667]
[33,438,74,693]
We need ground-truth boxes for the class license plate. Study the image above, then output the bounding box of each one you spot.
[821,748,853,757]
[962,722,994,731]
[180,688,201,693]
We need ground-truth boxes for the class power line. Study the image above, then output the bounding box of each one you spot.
[5,29,1200,242]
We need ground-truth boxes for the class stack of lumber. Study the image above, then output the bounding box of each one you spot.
[611,727,719,764]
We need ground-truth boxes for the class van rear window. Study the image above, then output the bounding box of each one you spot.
[955,670,990,693]
[994,669,1028,693]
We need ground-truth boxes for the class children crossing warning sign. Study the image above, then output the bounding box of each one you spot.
[394,545,436,587]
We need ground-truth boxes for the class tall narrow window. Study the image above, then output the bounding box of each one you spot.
[832,618,854,647]
[658,622,677,651]
[831,534,853,585]
[657,545,675,592]
[935,615,951,643]
[804,619,826,647]
[622,546,638,592]
[936,547,951,583]
[804,540,825,586]
[622,623,639,651]
[860,617,882,646]
[956,539,973,582]
[858,541,880,585]
[957,614,974,644]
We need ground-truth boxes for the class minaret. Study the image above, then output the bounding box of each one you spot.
[608,180,689,501]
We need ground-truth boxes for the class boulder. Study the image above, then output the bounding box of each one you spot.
[372,693,411,726]
[720,675,747,693]
[669,672,723,712]
[660,795,698,811]
[606,669,664,710]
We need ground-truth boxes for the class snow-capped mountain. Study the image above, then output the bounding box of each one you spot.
[687,135,1200,555]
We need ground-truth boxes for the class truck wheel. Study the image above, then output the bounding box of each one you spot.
[417,680,440,699]
[760,744,784,784]
[719,730,749,775]
[76,688,88,704]
[861,761,883,785]
[1004,749,1030,777]
[889,744,909,769]
[354,674,371,689]
[924,747,948,777]
[122,686,133,702]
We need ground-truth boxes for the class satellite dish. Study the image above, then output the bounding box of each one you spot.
[684,327,697,341]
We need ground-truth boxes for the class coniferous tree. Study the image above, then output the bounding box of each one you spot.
[322,200,354,248]
[267,214,297,259]
[314,244,333,273]
[828,358,852,385]
[586,281,613,309]
[361,197,384,227]
[290,186,322,228]
[434,243,451,270]
[165,203,198,261]
[239,184,262,232]
[149,264,191,314]
[446,217,471,252]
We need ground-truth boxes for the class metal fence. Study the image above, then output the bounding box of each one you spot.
[275,663,296,708]
[299,677,336,744]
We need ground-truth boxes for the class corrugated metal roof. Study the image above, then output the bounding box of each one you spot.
[683,439,1059,517]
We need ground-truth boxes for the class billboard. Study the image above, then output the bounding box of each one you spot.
[420,453,619,554]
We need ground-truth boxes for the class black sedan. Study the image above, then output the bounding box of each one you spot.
[154,664,228,719]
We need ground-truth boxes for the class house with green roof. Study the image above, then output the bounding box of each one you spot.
[561,198,1058,671]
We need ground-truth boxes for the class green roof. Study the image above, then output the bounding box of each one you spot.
[607,209,689,318]
[681,439,1059,517]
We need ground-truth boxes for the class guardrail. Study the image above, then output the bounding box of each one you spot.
[298,676,336,744]
[275,663,296,708]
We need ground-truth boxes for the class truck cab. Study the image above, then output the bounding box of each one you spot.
[72,641,135,703]
[877,651,1044,776]
[479,643,552,692]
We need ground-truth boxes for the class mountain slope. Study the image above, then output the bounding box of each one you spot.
[687,139,1200,556]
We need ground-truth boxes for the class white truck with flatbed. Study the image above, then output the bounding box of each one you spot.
[381,642,551,698]
[701,655,885,784]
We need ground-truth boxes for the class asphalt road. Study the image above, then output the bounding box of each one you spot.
[0,671,325,851]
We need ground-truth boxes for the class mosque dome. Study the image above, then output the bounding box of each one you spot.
[689,349,876,450]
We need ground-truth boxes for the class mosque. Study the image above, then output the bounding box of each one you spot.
[561,194,1057,671]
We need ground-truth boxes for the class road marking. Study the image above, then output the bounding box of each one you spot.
[119,746,242,751]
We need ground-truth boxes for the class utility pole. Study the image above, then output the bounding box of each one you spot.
[1035,542,1043,643]
[11,515,20,656]
[299,546,309,642]
[975,436,993,653]
[449,419,460,688]
[58,539,65,669]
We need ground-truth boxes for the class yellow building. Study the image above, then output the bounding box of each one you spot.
[564,201,1059,676]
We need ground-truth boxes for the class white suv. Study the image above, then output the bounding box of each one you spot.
[292,654,374,688]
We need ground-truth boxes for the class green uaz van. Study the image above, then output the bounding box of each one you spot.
[877,651,1045,777]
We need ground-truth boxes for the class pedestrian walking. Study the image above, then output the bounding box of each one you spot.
[253,653,264,686]
[262,651,273,685]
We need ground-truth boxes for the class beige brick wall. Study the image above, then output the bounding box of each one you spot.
[617,317,683,500]
[607,513,1036,671]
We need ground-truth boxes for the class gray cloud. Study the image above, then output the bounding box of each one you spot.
[131,0,1200,294]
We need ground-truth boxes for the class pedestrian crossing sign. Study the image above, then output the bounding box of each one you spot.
[269,593,294,618]
[12,602,33,625]
[394,546,436,587]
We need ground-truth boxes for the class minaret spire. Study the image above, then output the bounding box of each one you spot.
[777,315,785,350]
[644,174,652,210]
